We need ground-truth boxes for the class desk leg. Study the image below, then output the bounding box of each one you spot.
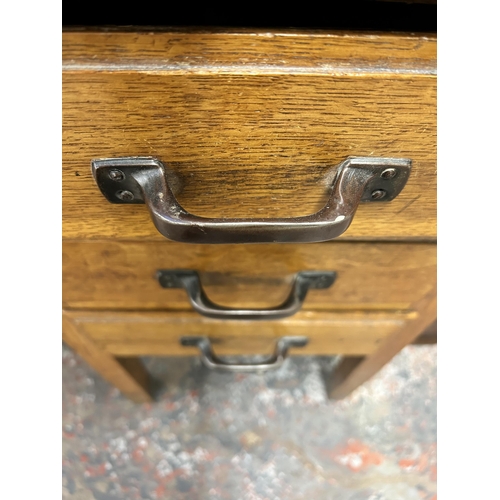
[62,312,153,403]
[327,289,437,400]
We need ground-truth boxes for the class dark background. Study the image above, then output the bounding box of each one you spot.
[63,0,437,33]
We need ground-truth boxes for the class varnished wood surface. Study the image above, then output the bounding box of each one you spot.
[64,309,414,356]
[412,319,436,344]
[63,240,436,311]
[63,31,436,241]
[328,286,436,398]
[62,31,436,74]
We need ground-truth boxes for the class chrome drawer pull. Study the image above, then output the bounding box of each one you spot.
[180,336,308,372]
[92,156,411,244]
[157,270,336,320]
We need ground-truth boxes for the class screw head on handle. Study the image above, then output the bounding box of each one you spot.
[116,190,134,201]
[371,189,387,200]
[381,168,397,179]
[108,169,125,181]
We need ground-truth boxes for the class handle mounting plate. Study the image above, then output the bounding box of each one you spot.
[92,156,410,205]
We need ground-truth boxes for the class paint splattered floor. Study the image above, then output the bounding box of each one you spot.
[62,345,436,500]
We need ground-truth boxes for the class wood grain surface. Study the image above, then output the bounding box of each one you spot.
[62,31,436,73]
[63,31,436,241]
[63,309,414,356]
[328,286,436,398]
[63,240,436,311]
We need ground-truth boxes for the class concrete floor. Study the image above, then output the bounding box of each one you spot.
[62,345,436,500]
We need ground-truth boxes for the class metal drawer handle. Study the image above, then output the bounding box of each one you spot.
[92,156,411,244]
[157,270,336,320]
[180,336,308,372]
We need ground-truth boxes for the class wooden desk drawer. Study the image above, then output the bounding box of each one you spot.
[63,241,436,312]
[63,31,436,242]
[62,309,414,357]
[62,28,437,403]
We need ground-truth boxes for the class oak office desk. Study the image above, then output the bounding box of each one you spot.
[62,28,436,402]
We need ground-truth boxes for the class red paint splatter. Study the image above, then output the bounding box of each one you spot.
[155,484,165,497]
[132,448,144,463]
[429,464,437,481]
[84,463,107,478]
[417,454,429,472]
[399,458,414,468]
[398,453,429,472]
[325,439,384,472]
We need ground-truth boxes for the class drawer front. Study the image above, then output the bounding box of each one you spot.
[63,31,436,242]
[63,241,436,311]
[63,309,414,357]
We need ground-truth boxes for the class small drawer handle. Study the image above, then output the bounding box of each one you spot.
[180,336,308,372]
[92,156,411,244]
[157,270,336,320]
